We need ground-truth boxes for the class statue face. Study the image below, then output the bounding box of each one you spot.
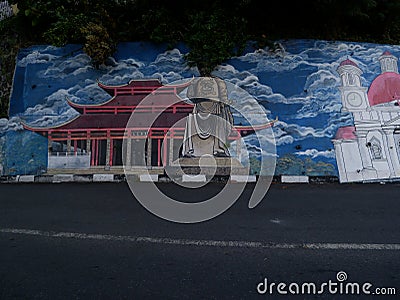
[199,100,216,112]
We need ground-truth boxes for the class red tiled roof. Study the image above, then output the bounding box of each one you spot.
[335,126,356,140]
[23,112,191,132]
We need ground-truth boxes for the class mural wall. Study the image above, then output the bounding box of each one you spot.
[2,39,400,181]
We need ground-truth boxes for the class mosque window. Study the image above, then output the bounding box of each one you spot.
[385,60,390,71]
[348,74,355,86]
[369,137,383,160]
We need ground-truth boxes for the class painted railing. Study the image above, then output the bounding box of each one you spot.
[82,104,194,114]
[49,151,90,156]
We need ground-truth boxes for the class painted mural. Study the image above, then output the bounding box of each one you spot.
[2,39,400,180]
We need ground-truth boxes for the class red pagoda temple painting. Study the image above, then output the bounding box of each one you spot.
[22,77,274,173]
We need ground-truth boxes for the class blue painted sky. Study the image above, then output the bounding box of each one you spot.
[2,39,400,175]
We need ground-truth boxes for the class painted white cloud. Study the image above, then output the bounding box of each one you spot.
[150,71,186,83]
[272,125,295,146]
[72,82,110,104]
[22,89,79,127]
[214,65,295,105]
[0,117,24,135]
[153,48,185,65]
[18,51,58,67]
[99,71,145,86]
[295,148,336,159]
[304,69,339,93]
[275,134,294,146]
[271,120,336,144]
[37,53,93,79]
[148,49,198,80]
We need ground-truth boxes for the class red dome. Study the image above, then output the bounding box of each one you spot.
[367,72,400,106]
[382,50,392,56]
[339,59,359,67]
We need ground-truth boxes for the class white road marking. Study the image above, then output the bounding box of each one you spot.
[269,218,282,224]
[1,228,400,250]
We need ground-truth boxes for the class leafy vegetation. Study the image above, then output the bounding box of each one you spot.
[0,15,26,118]
[81,22,116,69]
[2,0,400,117]
[184,7,247,75]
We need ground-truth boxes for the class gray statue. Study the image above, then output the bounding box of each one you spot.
[182,77,234,157]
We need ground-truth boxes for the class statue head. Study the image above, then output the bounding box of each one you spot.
[187,77,229,104]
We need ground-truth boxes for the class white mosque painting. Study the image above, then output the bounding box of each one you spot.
[333,51,400,182]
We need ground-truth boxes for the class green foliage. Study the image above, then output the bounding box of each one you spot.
[43,12,89,47]
[184,9,247,75]
[9,1,117,68]
[0,15,27,119]
[81,22,115,68]
[15,0,57,27]
[374,0,400,43]
[139,8,183,46]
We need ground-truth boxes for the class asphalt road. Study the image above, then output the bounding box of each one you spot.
[0,182,399,299]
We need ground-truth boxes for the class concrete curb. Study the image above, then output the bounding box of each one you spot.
[230,175,257,183]
[182,174,206,182]
[52,174,74,183]
[281,175,309,183]
[0,174,341,184]
[139,174,159,182]
[93,174,115,182]
[0,174,122,183]
[16,175,35,183]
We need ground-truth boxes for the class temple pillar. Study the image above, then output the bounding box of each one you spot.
[48,139,52,154]
[147,137,152,166]
[109,139,113,166]
[157,139,161,166]
[126,138,132,168]
[86,139,91,155]
[105,138,111,168]
[95,140,99,166]
[169,135,174,165]
[236,137,242,160]
[66,139,71,153]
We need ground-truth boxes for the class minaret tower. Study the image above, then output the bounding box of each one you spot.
[378,50,398,74]
[337,58,369,112]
